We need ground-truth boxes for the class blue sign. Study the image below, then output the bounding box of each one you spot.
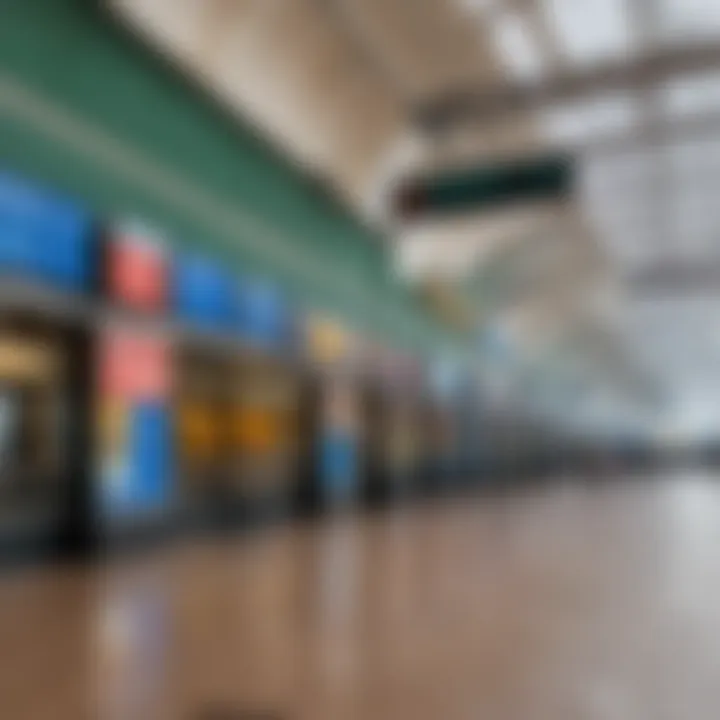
[102,402,173,516]
[0,171,94,291]
[172,253,237,329]
[128,403,172,509]
[237,276,288,349]
[319,431,358,503]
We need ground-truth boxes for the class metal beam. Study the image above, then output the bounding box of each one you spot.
[416,40,720,132]
[628,260,720,296]
[572,109,720,156]
[315,0,417,107]
[506,0,566,72]
[423,101,720,165]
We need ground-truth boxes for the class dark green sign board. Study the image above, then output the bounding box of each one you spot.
[394,155,573,220]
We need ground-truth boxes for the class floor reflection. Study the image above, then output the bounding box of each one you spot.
[3,477,720,718]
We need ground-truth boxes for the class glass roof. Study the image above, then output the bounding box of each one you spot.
[543,0,631,65]
[454,0,720,275]
[452,0,720,419]
[661,70,720,117]
[658,0,720,42]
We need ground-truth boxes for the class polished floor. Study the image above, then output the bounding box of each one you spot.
[3,474,720,719]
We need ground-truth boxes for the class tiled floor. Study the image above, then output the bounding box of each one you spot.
[3,473,720,719]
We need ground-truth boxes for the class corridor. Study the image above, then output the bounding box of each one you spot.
[2,475,719,719]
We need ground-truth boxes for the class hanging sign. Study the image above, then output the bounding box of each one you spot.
[237,277,289,350]
[173,253,236,329]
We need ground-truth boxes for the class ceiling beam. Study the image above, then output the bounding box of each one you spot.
[628,260,720,296]
[315,0,414,105]
[561,109,720,157]
[416,40,720,131]
[505,0,566,72]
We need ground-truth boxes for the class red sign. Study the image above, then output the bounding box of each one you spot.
[107,232,167,311]
[99,330,170,400]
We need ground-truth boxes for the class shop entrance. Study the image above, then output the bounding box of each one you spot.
[0,313,92,560]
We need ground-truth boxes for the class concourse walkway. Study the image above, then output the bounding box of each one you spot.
[1,474,719,719]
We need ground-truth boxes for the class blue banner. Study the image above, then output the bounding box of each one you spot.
[0,171,94,291]
[172,253,237,329]
[237,277,288,349]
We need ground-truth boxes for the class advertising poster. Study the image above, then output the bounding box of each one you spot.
[318,377,360,504]
[97,327,172,517]
[304,314,363,503]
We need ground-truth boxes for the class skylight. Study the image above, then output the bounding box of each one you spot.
[580,152,660,266]
[667,137,720,255]
[658,0,720,42]
[543,0,630,66]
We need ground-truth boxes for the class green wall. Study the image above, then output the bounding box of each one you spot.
[0,0,464,357]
